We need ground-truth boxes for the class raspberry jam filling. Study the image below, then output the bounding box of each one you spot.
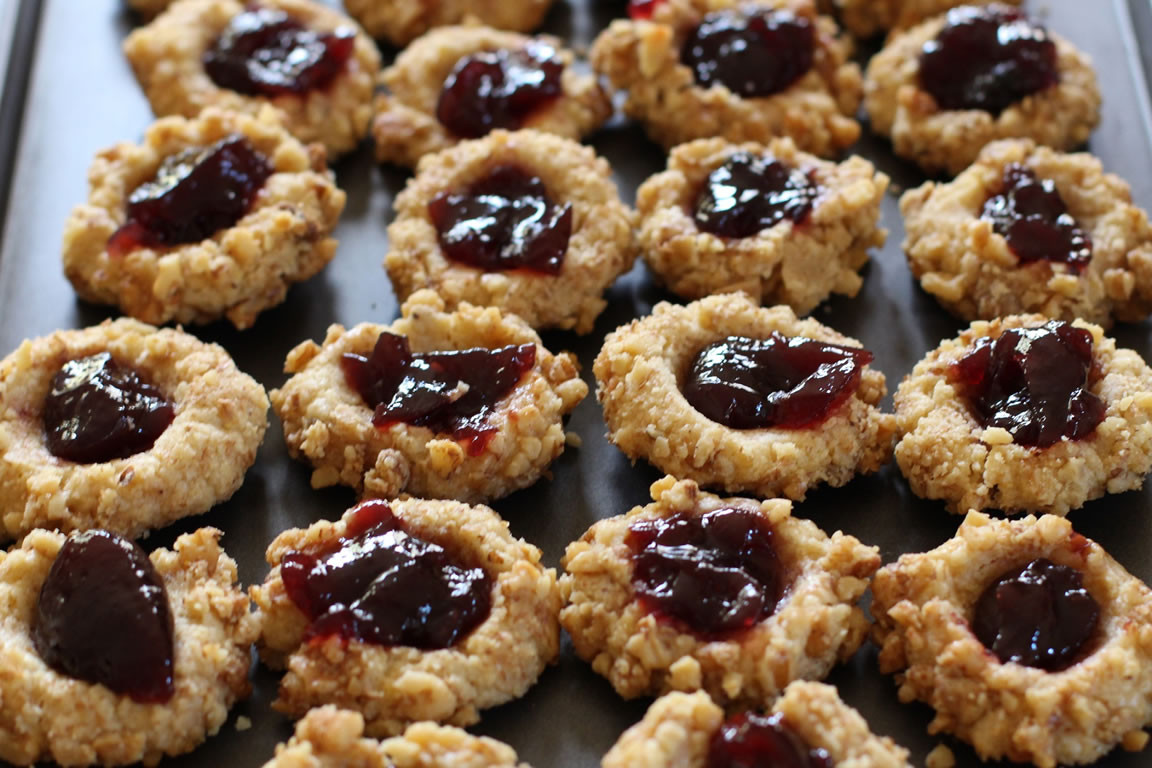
[683,334,873,430]
[428,164,573,275]
[681,9,815,98]
[919,5,1058,114]
[981,163,1091,273]
[43,353,175,464]
[948,321,1105,448]
[436,43,564,139]
[33,530,174,703]
[626,507,786,636]
[694,152,821,239]
[972,557,1099,671]
[106,135,272,257]
[280,500,492,649]
[708,712,833,768]
[341,331,536,456]
[627,0,666,20]
[203,6,355,96]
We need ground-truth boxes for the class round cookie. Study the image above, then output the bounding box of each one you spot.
[344,0,555,48]
[636,136,888,312]
[62,108,345,330]
[0,318,268,541]
[831,0,1018,39]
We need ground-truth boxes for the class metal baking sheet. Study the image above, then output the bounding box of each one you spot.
[2,1,1152,765]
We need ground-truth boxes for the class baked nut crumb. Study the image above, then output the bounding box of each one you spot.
[831,0,1018,38]
[62,108,345,329]
[924,744,955,768]
[344,0,555,47]
[252,499,562,737]
[894,314,1152,515]
[560,476,880,704]
[872,511,1152,768]
[594,294,896,500]
[0,527,256,766]
[0,318,268,541]
[123,0,380,157]
[637,137,888,311]
[372,26,610,168]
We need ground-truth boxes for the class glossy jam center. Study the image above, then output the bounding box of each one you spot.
[436,44,564,139]
[280,500,492,649]
[628,0,666,20]
[694,152,821,239]
[708,712,833,768]
[428,164,573,275]
[682,9,815,98]
[948,321,1105,448]
[107,135,272,256]
[973,558,1099,671]
[203,7,355,96]
[981,164,1091,273]
[683,334,873,430]
[919,5,1058,114]
[43,353,175,464]
[33,530,174,703]
[626,507,786,636]
[341,331,536,456]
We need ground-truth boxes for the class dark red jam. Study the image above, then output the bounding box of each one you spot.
[341,331,536,456]
[436,43,564,139]
[919,5,1058,114]
[948,321,1105,449]
[33,530,174,703]
[981,164,1091,273]
[626,507,786,636]
[428,164,572,275]
[683,334,873,430]
[280,500,493,649]
[681,9,815,98]
[694,152,821,239]
[972,557,1099,671]
[106,135,272,256]
[628,0,666,20]
[203,7,355,96]
[708,712,833,768]
[43,353,175,464]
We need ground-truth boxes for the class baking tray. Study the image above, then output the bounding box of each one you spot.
[2,1,1152,765]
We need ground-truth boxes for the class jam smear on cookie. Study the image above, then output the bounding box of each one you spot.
[106,135,272,256]
[43,353,175,464]
[428,164,573,275]
[281,500,493,649]
[628,0,666,20]
[33,530,175,702]
[342,331,536,455]
[437,43,564,139]
[919,5,1058,114]
[973,557,1100,671]
[981,163,1091,273]
[708,711,833,768]
[626,507,786,635]
[948,321,1105,448]
[682,9,815,99]
[694,152,821,239]
[203,7,355,96]
[683,333,873,430]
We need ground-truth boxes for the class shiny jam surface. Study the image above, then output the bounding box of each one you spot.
[203,7,355,96]
[948,321,1105,448]
[428,164,573,275]
[33,530,174,703]
[981,164,1091,273]
[280,500,493,649]
[683,334,873,430]
[436,44,564,139]
[708,712,833,768]
[626,507,786,636]
[919,5,1058,114]
[628,0,666,19]
[43,353,175,464]
[681,9,815,98]
[972,557,1100,671]
[106,135,272,256]
[341,331,536,455]
[694,152,821,239]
